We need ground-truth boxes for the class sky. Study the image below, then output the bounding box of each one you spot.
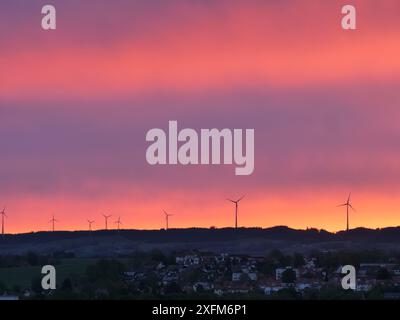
[1,0,400,233]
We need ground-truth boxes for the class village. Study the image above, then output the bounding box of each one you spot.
[121,250,400,299]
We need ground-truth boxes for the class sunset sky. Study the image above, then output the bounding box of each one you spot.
[1,0,400,233]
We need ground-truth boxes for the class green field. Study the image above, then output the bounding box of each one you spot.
[0,258,98,289]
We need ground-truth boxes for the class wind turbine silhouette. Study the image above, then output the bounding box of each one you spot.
[163,210,173,230]
[337,193,355,231]
[227,196,245,229]
[102,214,112,230]
[1,207,6,236]
[115,217,122,231]
[87,219,95,231]
[49,214,57,232]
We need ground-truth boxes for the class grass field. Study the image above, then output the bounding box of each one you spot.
[0,258,98,289]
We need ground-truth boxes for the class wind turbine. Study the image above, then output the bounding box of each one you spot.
[227,195,245,229]
[337,193,355,231]
[115,217,122,231]
[163,210,173,230]
[49,214,57,232]
[102,214,112,230]
[1,207,6,236]
[87,219,95,231]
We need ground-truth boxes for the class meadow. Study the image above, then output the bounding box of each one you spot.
[0,258,97,289]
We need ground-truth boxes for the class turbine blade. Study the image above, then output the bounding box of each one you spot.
[237,195,245,202]
[349,204,356,212]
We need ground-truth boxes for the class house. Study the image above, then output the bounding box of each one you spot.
[259,280,285,295]
[176,254,200,267]
[161,266,180,285]
[295,279,322,291]
[296,282,312,291]
[356,279,374,292]
[124,269,146,281]
[193,282,214,292]
[304,258,317,271]
[238,265,258,281]
[247,271,258,281]
[262,286,282,295]
[232,267,243,282]
[392,266,400,276]
[162,272,179,285]
[230,254,247,264]
[215,253,229,264]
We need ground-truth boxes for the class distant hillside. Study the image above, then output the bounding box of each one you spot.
[2,226,333,244]
[1,226,400,256]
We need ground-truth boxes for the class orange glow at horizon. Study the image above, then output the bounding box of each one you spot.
[4,191,400,234]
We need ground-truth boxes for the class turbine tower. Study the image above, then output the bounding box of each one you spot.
[337,193,355,231]
[102,214,112,230]
[163,210,173,230]
[49,214,57,232]
[1,207,6,236]
[87,219,95,231]
[227,195,245,229]
[115,217,122,230]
